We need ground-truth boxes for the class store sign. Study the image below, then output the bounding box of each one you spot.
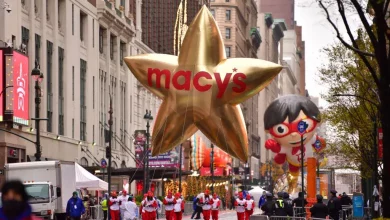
[13,51,29,126]
[199,167,224,176]
[134,130,182,168]
[0,50,3,122]
[378,128,383,160]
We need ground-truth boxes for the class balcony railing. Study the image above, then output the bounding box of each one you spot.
[125,17,131,26]
[115,8,122,17]
[105,0,112,9]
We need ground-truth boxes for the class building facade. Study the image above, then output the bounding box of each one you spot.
[0,0,159,190]
[210,0,261,184]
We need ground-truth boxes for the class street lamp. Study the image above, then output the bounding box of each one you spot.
[143,110,153,194]
[31,61,44,161]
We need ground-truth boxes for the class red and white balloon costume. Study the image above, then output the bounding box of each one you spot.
[142,191,158,220]
[244,194,255,220]
[200,190,213,220]
[211,193,221,220]
[163,191,176,220]
[173,193,185,220]
[234,192,246,220]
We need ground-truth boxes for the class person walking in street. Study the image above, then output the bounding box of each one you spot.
[282,192,293,217]
[124,196,138,220]
[200,190,213,220]
[100,194,108,220]
[244,193,254,220]
[110,192,121,220]
[210,193,220,220]
[66,191,86,220]
[119,191,129,220]
[163,191,176,220]
[328,190,342,220]
[340,192,352,220]
[275,192,290,217]
[310,195,328,219]
[142,191,158,220]
[261,193,275,217]
[292,192,307,217]
[234,192,246,220]
[173,192,185,220]
[140,194,147,220]
[258,191,266,209]
[0,180,41,220]
[191,195,201,219]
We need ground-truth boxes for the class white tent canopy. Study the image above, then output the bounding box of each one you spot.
[75,163,108,190]
[248,186,267,205]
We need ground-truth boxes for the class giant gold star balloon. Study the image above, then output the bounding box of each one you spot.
[124,5,282,162]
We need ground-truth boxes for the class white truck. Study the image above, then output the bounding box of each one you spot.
[5,161,77,220]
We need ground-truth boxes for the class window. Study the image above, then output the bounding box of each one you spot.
[211,9,215,18]
[58,47,65,135]
[80,59,87,141]
[225,46,231,57]
[120,0,125,7]
[72,119,74,138]
[72,4,74,35]
[21,27,29,54]
[47,41,53,132]
[99,27,105,53]
[35,34,41,65]
[93,125,95,143]
[225,0,230,2]
[226,10,231,21]
[72,66,75,101]
[120,42,125,66]
[93,76,95,109]
[92,20,95,48]
[80,11,87,42]
[226,28,231,39]
[110,35,115,60]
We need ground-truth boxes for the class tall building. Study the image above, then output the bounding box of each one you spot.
[138,0,208,54]
[0,0,159,190]
[259,0,295,30]
[210,0,261,184]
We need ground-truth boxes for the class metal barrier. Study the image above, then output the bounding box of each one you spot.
[293,207,311,217]
[270,216,305,220]
[250,214,269,220]
[339,205,353,220]
[88,205,103,220]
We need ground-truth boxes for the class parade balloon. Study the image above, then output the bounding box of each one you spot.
[263,94,325,174]
[125,6,282,162]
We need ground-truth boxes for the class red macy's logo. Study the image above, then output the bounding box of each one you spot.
[147,68,247,98]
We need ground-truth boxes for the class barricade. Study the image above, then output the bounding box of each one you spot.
[340,205,353,220]
[270,216,305,220]
[293,207,311,217]
[250,214,269,220]
[89,205,103,220]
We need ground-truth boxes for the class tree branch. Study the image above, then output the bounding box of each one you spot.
[318,0,376,57]
[350,0,378,46]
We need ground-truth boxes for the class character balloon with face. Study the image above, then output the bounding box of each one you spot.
[264,95,325,193]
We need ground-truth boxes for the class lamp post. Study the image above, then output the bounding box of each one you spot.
[179,143,183,192]
[144,110,153,193]
[31,62,44,161]
[210,143,214,193]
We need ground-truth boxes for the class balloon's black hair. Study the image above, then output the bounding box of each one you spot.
[264,95,321,130]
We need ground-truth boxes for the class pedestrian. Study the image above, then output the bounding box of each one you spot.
[0,180,41,220]
[292,192,307,216]
[124,196,138,220]
[140,194,147,220]
[234,192,246,220]
[66,191,86,220]
[163,191,176,220]
[282,192,293,216]
[200,190,212,220]
[155,196,162,219]
[327,189,342,220]
[119,191,129,220]
[258,191,266,209]
[244,193,254,220]
[274,192,290,216]
[100,194,108,220]
[190,196,199,219]
[261,193,275,217]
[174,192,185,220]
[230,195,235,210]
[193,194,203,219]
[310,195,328,219]
[110,192,121,220]
[210,193,221,220]
[340,192,352,219]
[142,191,158,220]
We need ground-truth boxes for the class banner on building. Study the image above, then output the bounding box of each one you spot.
[0,50,3,121]
[13,51,29,125]
[378,128,383,160]
[134,130,183,168]
[199,167,224,176]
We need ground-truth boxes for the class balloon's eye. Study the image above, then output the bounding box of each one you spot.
[273,124,289,136]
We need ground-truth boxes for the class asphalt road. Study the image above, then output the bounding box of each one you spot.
[181,208,263,220]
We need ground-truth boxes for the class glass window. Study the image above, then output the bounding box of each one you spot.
[25,184,49,204]
[226,28,231,39]
[47,41,53,132]
[58,47,65,135]
[80,59,87,141]
[226,10,231,21]
[225,46,231,57]
[211,9,215,18]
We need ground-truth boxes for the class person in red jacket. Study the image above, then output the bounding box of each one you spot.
[173,192,185,220]
[234,192,246,220]
[200,190,213,220]
[163,191,176,220]
[244,194,255,220]
[210,193,221,220]
[142,191,158,220]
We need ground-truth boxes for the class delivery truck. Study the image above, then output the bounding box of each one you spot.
[5,161,78,220]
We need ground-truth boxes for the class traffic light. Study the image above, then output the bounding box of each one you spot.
[105,147,111,158]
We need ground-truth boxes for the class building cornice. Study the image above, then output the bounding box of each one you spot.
[282,60,297,85]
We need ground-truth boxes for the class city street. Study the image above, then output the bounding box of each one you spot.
[182,209,263,220]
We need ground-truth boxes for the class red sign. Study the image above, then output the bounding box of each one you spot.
[378,128,383,160]
[147,68,246,98]
[0,50,3,122]
[199,167,224,176]
[13,52,29,126]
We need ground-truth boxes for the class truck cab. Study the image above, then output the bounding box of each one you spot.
[24,182,56,219]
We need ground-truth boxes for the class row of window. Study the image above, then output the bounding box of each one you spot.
[210,9,232,21]
[99,28,126,66]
